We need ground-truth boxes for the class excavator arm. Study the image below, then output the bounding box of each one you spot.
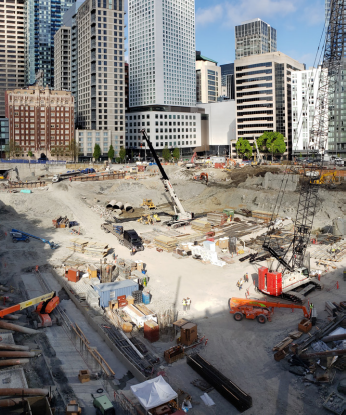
[0,292,55,318]
[229,297,310,318]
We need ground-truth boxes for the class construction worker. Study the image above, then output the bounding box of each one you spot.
[244,273,249,283]
[182,298,187,311]
[186,297,191,311]
[332,247,336,259]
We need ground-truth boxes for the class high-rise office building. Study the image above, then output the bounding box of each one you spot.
[220,63,235,100]
[128,0,196,108]
[24,0,75,88]
[235,18,277,60]
[195,51,221,103]
[0,118,9,158]
[234,52,304,158]
[0,0,25,118]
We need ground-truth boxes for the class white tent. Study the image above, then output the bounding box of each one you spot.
[130,376,178,411]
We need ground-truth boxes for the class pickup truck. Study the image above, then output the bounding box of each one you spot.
[101,223,144,254]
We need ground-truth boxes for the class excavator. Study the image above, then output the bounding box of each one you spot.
[0,291,60,328]
[185,152,197,169]
[311,171,337,185]
[229,297,310,324]
[193,172,208,185]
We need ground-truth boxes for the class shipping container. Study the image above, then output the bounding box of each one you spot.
[94,280,139,308]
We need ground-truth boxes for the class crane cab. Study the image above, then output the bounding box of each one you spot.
[258,267,282,296]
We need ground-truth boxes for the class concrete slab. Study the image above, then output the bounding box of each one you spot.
[0,367,28,389]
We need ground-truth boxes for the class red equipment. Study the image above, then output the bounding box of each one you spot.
[229,297,310,324]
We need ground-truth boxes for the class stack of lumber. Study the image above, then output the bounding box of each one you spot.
[252,210,277,222]
[154,235,178,252]
[191,219,212,232]
[207,212,228,227]
[68,238,110,258]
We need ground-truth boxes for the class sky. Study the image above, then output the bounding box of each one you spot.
[195,0,326,68]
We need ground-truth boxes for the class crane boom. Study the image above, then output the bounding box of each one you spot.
[0,292,55,318]
[141,130,194,225]
[263,0,344,271]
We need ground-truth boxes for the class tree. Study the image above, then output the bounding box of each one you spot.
[172,147,180,161]
[51,145,68,161]
[162,146,171,161]
[28,150,34,158]
[93,143,101,161]
[69,139,80,162]
[235,138,252,159]
[256,131,286,160]
[7,141,23,159]
[108,145,115,161]
[265,132,286,160]
[119,146,126,162]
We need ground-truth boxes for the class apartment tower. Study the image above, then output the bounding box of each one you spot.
[0,0,25,118]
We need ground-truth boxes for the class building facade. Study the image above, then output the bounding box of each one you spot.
[24,0,75,88]
[54,26,71,91]
[291,67,328,155]
[5,86,74,158]
[234,52,304,158]
[235,18,277,60]
[197,101,236,155]
[128,0,196,107]
[0,118,9,158]
[125,107,203,156]
[0,0,25,118]
[220,63,235,100]
[77,129,117,159]
[195,52,221,103]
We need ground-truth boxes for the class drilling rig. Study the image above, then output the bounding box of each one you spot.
[257,0,343,303]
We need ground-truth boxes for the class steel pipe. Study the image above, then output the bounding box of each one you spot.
[2,315,20,321]
[0,343,29,351]
[0,321,37,334]
[0,359,29,367]
[0,388,48,396]
[114,201,124,210]
[322,333,346,343]
[301,349,346,359]
[0,351,35,358]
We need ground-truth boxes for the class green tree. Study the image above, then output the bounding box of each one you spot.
[172,147,180,160]
[27,150,34,158]
[236,138,252,159]
[93,143,101,161]
[119,146,126,162]
[256,131,286,160]
[108,145,115,161]
[162,146,171,161]
[7,141,23,159]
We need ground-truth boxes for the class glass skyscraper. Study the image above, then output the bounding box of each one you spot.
[235,18,277,60]
[220,63,235,99]
[24,0,76,88]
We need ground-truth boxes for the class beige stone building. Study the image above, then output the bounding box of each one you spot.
[234,52,304,158]
[195,52,221,104]
[5,85,74,159]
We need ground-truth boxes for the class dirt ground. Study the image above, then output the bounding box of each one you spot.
[0,164,345,414]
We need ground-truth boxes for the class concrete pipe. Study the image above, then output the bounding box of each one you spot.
[0,388,48,396]
[0,321,37,335]
[0,351,35,358]
[0,343,29,351]
[0,398,26,407]
[124,203,133,212]
[114,201,124,210]
[106,199,117,209]
[0,359,30,367]
[114,209,123,216]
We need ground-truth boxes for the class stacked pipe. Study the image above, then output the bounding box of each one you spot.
[187,353,252,413]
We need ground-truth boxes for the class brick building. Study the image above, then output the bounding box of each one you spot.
[5,85,74,159]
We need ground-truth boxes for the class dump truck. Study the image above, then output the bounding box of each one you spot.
[101,223,144,254]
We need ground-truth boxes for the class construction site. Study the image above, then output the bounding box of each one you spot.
[1,3,346,415]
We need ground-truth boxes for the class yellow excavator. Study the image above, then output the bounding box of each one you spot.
[311,171,337,185]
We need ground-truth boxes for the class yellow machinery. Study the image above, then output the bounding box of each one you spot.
[141,199,156,209]
[137,213,161,224]
[311,171,337,185]
[153,214,161,222]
